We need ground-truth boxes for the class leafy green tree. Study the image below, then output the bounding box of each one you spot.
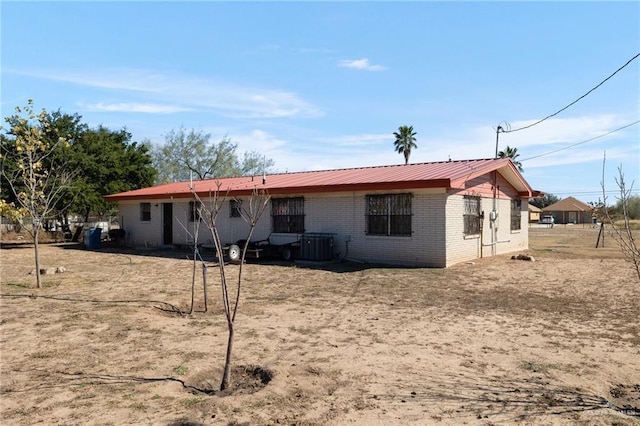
[0,133,18,204]
[39,110,87,225]
[614,195,640,220]
[498,145,524,172]
[1,100,72,288]
[64,126,156,221]
[529,193,560,209]
[240,150,274,178]
[3,106,155,224]
[393,125,417,165]
[1,109,84,210]
[0,199,28,231]
[150,127,274,184]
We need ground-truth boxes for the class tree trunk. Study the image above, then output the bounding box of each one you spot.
[34,231,42,289]
[202,263,208,313]
[220,322,235,390]
[189,253,196,315]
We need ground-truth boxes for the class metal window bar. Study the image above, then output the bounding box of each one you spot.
[511,199,522,231]
[229,199,242,218]
[367,194,412,236]
[463,196,481,235]
[189,201,202,222]
[272,197,305,233]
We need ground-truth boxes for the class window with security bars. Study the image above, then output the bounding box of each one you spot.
[463,195,481,235]
[272,197,304,233]
[511,199,522,231]
[229,199,242,218]
[140,203,151,222]
[366,193,412,236]
[189,201,201,222]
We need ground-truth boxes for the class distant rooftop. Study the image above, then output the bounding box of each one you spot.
[543,196,592,212]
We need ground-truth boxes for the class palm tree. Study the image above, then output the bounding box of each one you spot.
[498,145,524,172]
[393,125,418,165]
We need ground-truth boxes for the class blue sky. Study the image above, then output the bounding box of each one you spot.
[2,1,639,204]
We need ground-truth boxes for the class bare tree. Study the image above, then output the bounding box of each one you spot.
[1,101,73,288]
[172,196,210,315]
[189,199,205,314]
[191,183,270,390]
[600,157,640,281]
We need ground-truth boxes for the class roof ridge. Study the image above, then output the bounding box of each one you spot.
[168,158,505,186]
[244,157,502,177]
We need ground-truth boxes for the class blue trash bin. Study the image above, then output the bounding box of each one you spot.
[85,228,102,249]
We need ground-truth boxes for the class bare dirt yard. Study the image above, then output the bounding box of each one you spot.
[1,226,639,425]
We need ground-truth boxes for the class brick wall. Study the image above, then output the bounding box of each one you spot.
[443,195,528,266]
[117,187,528,266]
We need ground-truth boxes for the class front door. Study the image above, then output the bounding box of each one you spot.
[163,203,173,245]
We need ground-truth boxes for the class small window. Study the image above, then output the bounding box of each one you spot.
[189,201,201,222]
[463,195,481,236]
[230,199,242,218]
[140,203,151,222]
[366,193,412,236]
[272,197,304,233]
[511,199,522,231]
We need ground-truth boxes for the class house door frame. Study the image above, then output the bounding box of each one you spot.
[163,203,173,245]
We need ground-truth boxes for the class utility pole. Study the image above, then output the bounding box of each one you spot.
[495,125,503,158]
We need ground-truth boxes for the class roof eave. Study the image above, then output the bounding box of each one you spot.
[498,161,535,197]
[103,179,454,201]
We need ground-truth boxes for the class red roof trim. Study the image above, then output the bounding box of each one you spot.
[107,180,453,200]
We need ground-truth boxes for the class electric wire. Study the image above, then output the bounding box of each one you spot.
[553,189,640,196]
[519,120,640,162]
[501,52,640,134]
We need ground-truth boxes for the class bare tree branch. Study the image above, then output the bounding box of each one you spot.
[600,156,640,281]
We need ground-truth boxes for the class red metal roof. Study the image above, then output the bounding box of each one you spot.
[105,158,535,201]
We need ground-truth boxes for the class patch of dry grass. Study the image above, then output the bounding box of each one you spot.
[1,227,639,425]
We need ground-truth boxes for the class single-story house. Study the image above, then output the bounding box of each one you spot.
[542,196,593,225]
[104,158,540,267]
[528,203,542,223]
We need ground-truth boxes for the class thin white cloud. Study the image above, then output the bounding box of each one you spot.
[317,133,390,146]
[9,68,164,94]
[83,102,190,114]
[9,68,323,119]
[234,129,289,157]
[337,58,385,71]
[232,129,396,172]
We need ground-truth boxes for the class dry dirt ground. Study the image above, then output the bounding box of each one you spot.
[1,226,639,425]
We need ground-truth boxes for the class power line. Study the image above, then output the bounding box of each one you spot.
[501,52,640,134]
[520,120,640,162]
[549,189,640,197]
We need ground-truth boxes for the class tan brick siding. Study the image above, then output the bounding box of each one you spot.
[116,188,528,267]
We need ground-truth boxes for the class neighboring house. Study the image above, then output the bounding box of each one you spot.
[528,203,542,223]
[542,196,593,225]
[104,158,540,267]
